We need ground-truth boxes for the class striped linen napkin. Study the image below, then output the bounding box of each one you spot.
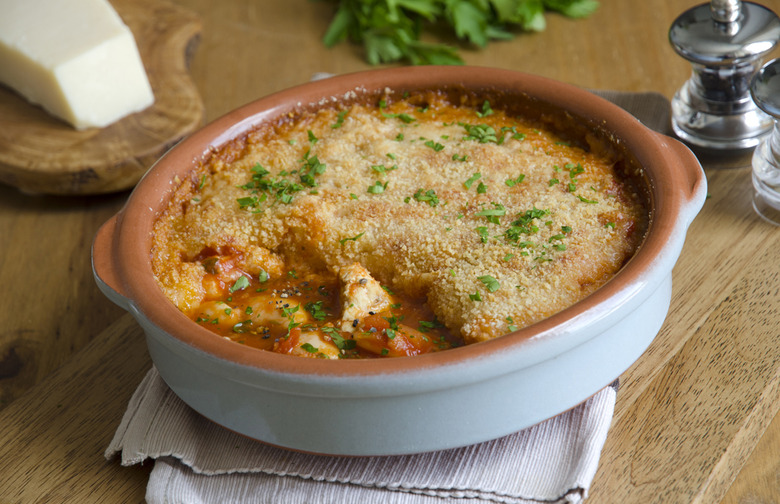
[107,366,618,504]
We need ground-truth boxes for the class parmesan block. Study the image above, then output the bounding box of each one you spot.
[0,0,154,130]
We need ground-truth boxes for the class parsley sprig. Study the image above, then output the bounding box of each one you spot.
[322,0,599,65]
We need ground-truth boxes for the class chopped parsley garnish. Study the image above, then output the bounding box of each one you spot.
[476,100,494,117]
[475,203,506,224]
[382,316,401,331]
[503,207,549,242]
[323,326,357,352]
[565,163,585,177]
[424,139,445,151]
[237,163,306,208]
[418,318,444,333]
[476,226,489,243]
[229,276,250,293]
[462,123,498,143]
[331,110,348,129]
[305,301,329,321]
[237,195,266,210]
[282,305,301,338]
[372,164,397,175]
[464,172,481,189]
[501,126,526,141]
[382,112,416,123]
[299,150,326,187]
[413,188,439,206]
[505,174,525,187]
[339,232,365,245]
[301,343,319,353]
[477,275,500,292]
[383,315,401,339]
[368,180,388,194]
[549,227,570,251]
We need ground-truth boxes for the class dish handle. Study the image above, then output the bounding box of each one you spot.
[659,133,709,225]
[91,215,133,312]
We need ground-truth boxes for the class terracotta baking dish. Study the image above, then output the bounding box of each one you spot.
[92,66,706,456]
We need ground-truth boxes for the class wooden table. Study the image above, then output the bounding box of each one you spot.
[1,0,778,502]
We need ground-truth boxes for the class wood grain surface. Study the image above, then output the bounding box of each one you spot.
[0,0,778,502]
[0,0,204,195]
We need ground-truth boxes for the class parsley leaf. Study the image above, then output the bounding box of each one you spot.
[229,276,250,293]
[475,202,506,224]
[368,180,388,194]
[339,232,365,245]
[477,275,501,292]
[464,172,482,189]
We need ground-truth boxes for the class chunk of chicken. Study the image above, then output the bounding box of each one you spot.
[338,263,393,333]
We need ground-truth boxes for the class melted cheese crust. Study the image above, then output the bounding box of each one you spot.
[151,92,648,345]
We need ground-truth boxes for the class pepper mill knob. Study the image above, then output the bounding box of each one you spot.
[669,0,780,150]
[750,58,780,224]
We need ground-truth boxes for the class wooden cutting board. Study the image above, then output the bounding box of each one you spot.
[0,0,204,195]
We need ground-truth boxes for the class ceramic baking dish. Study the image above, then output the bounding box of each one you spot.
[93,66,707,456]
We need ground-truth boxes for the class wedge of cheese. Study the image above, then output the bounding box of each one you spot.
[0,0,154,130]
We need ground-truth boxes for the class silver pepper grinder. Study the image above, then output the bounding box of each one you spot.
[750,58,780,224]
[669,0,780,150]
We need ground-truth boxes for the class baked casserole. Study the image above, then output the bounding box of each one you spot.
[151,90,649,359]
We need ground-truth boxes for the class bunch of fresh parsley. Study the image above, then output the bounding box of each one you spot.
[322,0,599,65]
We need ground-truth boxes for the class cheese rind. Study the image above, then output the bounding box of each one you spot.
[0,0,154,130]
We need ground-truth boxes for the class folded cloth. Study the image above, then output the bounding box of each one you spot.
[105,90,671,504]
[106,367,618,504]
